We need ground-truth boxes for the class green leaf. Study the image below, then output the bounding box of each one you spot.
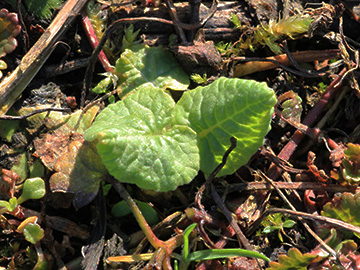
[22,223,44,244]
[85,87,199,192]
[267,248,318,270]
[283,220,296,228]
[115,45,190,97]
[173,77,276,176]
[182,223,197,260]
[187,248,270,263]
[17,178,45,205]
[263,225,280,234]
[322,192,360,237]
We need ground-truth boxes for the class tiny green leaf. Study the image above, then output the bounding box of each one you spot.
[22,223,44,244]
[182,223,197,260]
[8,197,18,211]
[115,45,190,96]
[263,225,280,234]
[0,200,12,213]
[17,178,45,205]
[85,87,199,192]
[173,77,276,176]
[283,220,296,228]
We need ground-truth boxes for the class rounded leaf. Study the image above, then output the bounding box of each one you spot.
[17,178,45,204]
[85,87,199,192]
[23,223,44,244]
[174,77,276,176]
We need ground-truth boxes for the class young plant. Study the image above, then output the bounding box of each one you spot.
[260,213,296,242]
[220,14,313,55]
[0,176,48,269]
[331,143,360,184]
[0,177,46,215]
[17,216,48,269]
[92,29,189,98]
[85,77,276,192]
[267,248,318,270]
[174,223,270,270]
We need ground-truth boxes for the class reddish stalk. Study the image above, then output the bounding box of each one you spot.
[267,68,347,179]
[234,49,341,77]
[81,12,113,73]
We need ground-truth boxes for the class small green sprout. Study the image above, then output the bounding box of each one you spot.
[173,223,270,270]
[0,177,45,214]
[190,73,208,85]
[261,213,296,242]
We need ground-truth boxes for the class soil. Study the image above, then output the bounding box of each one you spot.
[0,0,360,269]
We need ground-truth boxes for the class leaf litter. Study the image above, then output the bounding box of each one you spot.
[0,0,360,269]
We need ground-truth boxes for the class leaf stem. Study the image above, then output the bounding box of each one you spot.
[109,178,166,250]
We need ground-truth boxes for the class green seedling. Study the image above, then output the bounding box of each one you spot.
[17,216,44,244]
[0,177,45,214]
[261,213,296,242]
[267,248,318,270]
[17,216,48,269]
[173,223,270,270]
[332,143,360,184]
[190,73,208,85]
[85,77,276,192]
[92,25,189,98]
[322,192,360,238]
[218,13,313,55]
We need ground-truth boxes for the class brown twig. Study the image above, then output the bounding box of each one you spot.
[0,108,71,120]
[0,0,89,116]
[260,171,340,264]
[228,181,359,193]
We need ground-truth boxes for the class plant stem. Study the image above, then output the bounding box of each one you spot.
[109,178,166,251]
[81,11,113,73]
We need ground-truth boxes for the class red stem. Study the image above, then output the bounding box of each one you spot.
[81,11,113,73]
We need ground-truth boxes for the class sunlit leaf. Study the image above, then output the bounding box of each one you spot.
[115,45,190,97]
[85,87,199,192]
[322,192,360,237]
[22,223,44,244]
[17,178,45,204]
[267,248,318,270]
[173,77,276,176]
